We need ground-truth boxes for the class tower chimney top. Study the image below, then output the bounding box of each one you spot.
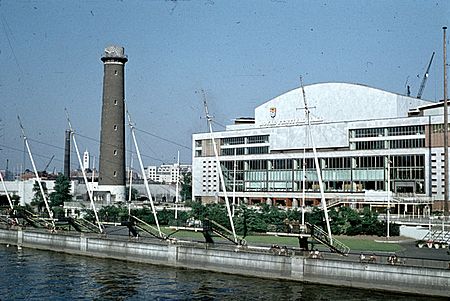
[101,45,128,63]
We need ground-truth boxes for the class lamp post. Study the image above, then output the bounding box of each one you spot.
[387,156,391,239]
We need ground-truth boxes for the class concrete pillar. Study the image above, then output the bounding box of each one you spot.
[266,198,272,206]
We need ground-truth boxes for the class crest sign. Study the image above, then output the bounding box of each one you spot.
[270,107,276,118]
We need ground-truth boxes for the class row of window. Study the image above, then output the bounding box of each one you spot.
[220,146,269,156]
[352,125,425,138]
[219,155,424,172]
[219,135,270,146]
[432,123,450,133]
[354,139,425,150]
[222,179,425,193]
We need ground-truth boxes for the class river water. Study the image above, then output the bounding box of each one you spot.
[0,245,446,301]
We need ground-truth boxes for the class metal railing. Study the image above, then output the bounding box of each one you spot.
[307,222,350,255]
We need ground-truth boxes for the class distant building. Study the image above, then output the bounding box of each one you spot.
[83,150,90,171]
[145,163,191,184]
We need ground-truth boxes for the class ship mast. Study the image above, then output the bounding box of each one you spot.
[17,116,55,230]
[0,171,18,224]
[299,77,333,243]
[126,107,162,237]
[201,89,237,244]
[65,109,103,233]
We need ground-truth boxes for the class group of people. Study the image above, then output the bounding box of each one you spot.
[270,244,289,255]
[309,249,323,259]
[388,254,400,265]
[359,253,377,263]
[360,253,403,265]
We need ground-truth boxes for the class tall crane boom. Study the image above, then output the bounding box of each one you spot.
[417,52,435,99]
[43,155,55,173]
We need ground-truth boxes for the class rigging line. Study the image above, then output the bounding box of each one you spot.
[28,138,66,151]
[26,131,166,164]
[0,143,59,162]
[136,134,163,162]
[74,131,170,162]
[0,12,23,76]
[134,127,191,150]
[210,119,226,129]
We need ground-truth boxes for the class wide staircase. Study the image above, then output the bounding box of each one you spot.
[63,217,101,233]
[13,208,52,229]
[306,222,350,255]
[122,215,166,239]
[202,219,246,246]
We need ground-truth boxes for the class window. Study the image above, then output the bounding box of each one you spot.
[271,159,292,169]
[221,137,245,145]
[355,156,384,168]
[247,135,269,144]
[247,146,269,154]
[389,139,424,149]
[324,157,351,169]
[221,148,235,156]
[355,141,384,150]
[353,128,384,138]
[432,123,450,133]
[248,160,267,170]
[387,125,424,136]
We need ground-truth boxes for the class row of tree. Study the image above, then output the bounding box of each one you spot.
[25,172,397,236]
[84,202,399,237]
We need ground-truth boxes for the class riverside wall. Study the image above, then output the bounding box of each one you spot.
[0,228,449,298]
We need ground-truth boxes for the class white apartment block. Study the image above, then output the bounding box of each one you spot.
[145,163,191,184]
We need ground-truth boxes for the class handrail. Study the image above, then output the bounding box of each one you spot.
[131,215,166,239]
[307,222,350,255]
[207,219,246,245]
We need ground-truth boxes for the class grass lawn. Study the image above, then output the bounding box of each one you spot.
[162,227,403,252]
[333,236,404,252]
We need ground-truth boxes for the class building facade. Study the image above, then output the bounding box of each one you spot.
[192,83,448,214]
[82,150,90,171]
[145,164,192,184]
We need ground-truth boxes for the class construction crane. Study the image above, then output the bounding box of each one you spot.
[43,155,55,173]
[417,52,435,99]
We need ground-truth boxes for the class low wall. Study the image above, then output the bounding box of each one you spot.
[0,228,449,297]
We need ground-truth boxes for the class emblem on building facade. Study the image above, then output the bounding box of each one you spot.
[270,107,276,118]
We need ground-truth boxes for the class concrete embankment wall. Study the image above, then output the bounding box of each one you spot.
[0,228,449,298]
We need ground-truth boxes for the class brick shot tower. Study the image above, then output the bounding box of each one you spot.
[98,45,128,202]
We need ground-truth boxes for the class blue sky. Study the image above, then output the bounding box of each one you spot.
[0,0,449,174]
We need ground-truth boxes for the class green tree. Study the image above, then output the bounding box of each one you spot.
[125,187,139,202]
[180,172,192,201]
[98,205,129,223]
[31,181,48,213]
[49,174,72,207]
[361,207,380,235]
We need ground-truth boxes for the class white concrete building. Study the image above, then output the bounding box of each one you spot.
[83,150,90,171]
[192,82,448,213]
[145,163,191,184]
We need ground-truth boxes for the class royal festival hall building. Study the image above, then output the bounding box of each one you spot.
[192,82,449,215]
